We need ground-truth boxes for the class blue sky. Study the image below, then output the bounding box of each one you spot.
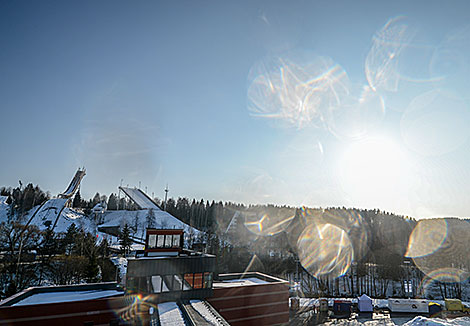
[2,1,470,218]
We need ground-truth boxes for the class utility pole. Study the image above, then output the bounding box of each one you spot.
[164,184,169,211]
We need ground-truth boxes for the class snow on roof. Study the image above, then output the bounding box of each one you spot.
[11,289,123,306]
[119,187,159,210]
[213,277,269,288]
[158,302,185,325]
[190,300,226,326]
[92,202,106,212]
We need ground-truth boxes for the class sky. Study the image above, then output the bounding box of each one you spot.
[2,0,470,219]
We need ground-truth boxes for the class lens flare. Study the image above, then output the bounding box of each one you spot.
[244,206,295,236]
[400,89,470,157]
[408,218,470,283]
[365,16,437,112]
[322,209,370,261]
[242,254,265,277]
[327,84,385,140]
[406,218,447,258]
[430,25,470,100]
[366,16,435,91]
[297,223,354,278]
[116,293,156,324]
[247,53,350,129]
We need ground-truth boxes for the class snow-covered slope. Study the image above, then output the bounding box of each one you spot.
[0,195,10,223]
[0,197,96,236]
[24,199,96,234]
[99,209,199,241]
[28,198,68,230]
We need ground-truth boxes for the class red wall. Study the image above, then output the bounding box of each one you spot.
[208,282,289,326]
[0,296,147,326]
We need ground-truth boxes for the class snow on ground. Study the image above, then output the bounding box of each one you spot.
[0,195,10,223]
[30,198,69,229]
[0,197,96,236]
[99,209,200,241]
[54,207,97,234]
[404,317,470,326]
[296,298,468,310]
[158,301,185,325]
[111,256,128,282]
[321,316,470,325]
[0,195,8,206]
[12,289,124,306]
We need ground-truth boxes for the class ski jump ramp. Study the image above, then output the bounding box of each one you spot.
[26,168,86,231]
[59,168,86,199]
[119,187,160,210]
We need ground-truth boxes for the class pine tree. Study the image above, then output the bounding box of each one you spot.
[119,224,132,255]
[146,208,156,229]
[107,193,118,210]
[85,253,100,283]
[72,190,82,208]
[91,193,101,208]
[62,223,78,255]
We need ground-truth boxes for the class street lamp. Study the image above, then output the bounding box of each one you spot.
[404,260,411,298]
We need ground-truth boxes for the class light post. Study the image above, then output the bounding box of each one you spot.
[404,260,411,298]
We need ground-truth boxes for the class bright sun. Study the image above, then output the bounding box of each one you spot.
[339,136,412,209]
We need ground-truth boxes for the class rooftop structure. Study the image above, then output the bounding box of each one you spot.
[126,228,216,303]
[0,282,127,326]
[209,272,290,326]
[0,228,289,325]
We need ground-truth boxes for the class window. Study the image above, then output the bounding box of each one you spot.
[164,235,172,248]
[151,275,162,293]
[172,234,180,248]
[148,234,157,248]
[157,235,164,247]
[204,272,213,289]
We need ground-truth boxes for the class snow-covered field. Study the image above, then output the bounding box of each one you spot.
[294,298,470,325]
[100,209,200,242]
[321,316,470,325]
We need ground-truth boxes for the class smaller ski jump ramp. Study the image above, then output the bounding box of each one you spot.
[119,187,159,210]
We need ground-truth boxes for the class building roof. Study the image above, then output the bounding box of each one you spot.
[0,282,124,307]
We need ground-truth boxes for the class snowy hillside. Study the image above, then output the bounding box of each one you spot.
[0,195,10,223]
[99,209,200,241]
[0,197,96,235]
[28,198,68,230]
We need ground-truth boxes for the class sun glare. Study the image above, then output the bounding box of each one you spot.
[339,136,412,209]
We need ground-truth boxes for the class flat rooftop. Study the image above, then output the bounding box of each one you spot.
[213,272,288,289]
[0,282,124,307]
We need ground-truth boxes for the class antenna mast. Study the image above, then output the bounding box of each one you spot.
[164,184,169,211]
